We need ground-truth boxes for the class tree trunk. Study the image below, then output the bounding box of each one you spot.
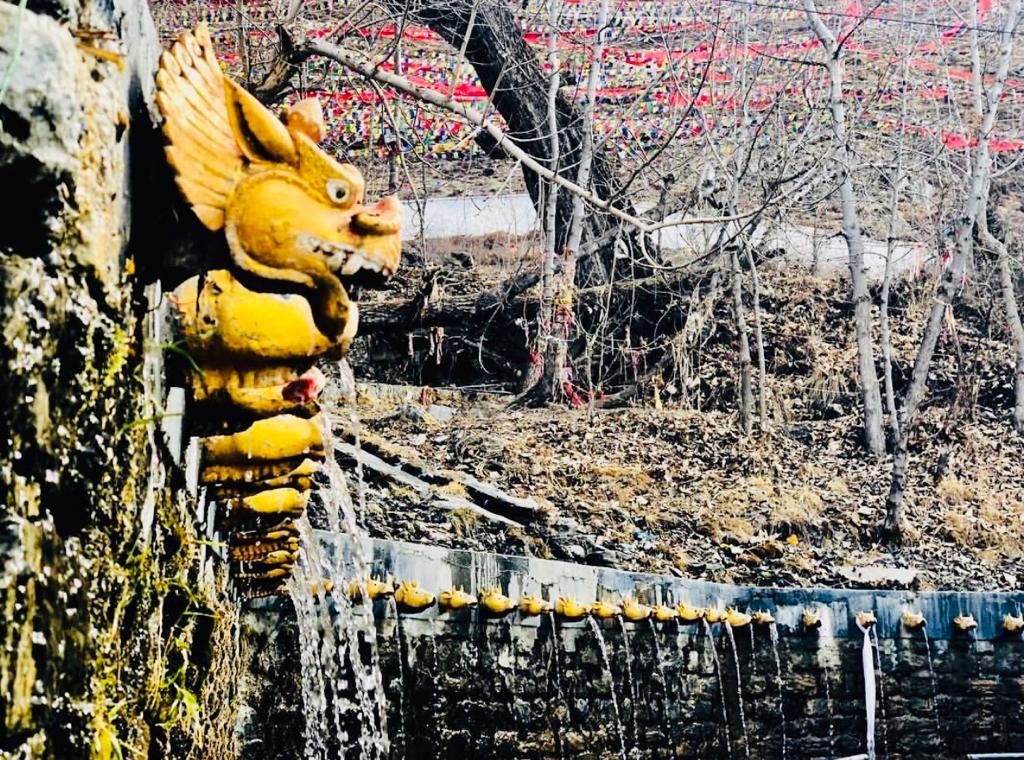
[803,0,886,459]
[386,0,641,285]
[745,246,769,427]
[535,0,565,403]
[883,0,1021,539]
[979,194,1024,434]
[730,248,754,434]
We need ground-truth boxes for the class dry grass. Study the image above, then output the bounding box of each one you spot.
[936,475,974,505]
[770,486,825,533]
[938,475,1024,555]
[448,506,482,537]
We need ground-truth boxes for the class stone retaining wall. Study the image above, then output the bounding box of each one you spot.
[240,537,1024,758]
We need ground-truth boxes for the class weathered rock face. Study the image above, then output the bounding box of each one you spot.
[1,3,237,757]
[240,539,1024,759]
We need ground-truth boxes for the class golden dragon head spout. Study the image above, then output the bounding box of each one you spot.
[156,23,401,345]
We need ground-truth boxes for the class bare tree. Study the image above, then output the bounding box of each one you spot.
[883,0,1022,539]
[803,0,886,458]
[981,186,1024,434]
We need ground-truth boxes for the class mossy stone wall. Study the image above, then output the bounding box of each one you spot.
[1,2,237,757]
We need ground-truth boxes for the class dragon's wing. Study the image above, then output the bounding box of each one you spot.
[155,23,243,231]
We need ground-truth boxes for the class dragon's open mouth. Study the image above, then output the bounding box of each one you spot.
[300,228,401,299]
[302,236,391,277]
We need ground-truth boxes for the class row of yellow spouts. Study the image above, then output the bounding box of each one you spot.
[332,578,1024,633]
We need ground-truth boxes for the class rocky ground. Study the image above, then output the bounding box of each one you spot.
[339,265,1024,593]
[341,398,1022,592]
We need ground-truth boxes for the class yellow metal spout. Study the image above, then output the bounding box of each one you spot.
[725,608,752,628]
[174,270,336,362]
[953,614,978,632]
[439,586,477,612]
[518,595,553,616]
[229,533,300,563]
[227,487,309,518]
[675,602,703,622]
[591,600,623,620]
[237,549,299,571]
[704,607,726,624]
[1003,613,1024,634]
[855,611,877,629]
[234,565,293,581]
[201,413,325,466]
[191,365,326,417]
[348,577,395,603]
[555,596,589,621]
[902,611,926,630]
[394,581,435,613]
[622,598,652,622]
[479,587,517,616]
[203,458,319,492]
[309,580,335,596]
[653,604,678,623]
[751,610,775,626]
[802,608,822,629]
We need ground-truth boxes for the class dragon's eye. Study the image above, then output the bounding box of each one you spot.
[326,179,350,205]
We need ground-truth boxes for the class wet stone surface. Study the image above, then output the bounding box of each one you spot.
[239,539,1024,759]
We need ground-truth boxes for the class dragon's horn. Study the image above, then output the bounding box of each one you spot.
[286,99,327,143]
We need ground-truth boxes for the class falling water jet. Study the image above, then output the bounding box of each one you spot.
[392,598,408,755]
[703,619,733,758]
[869,626,889,758]
[919,625,941,734]
[672,619,690,730]
[822,663,836,759]
[321,438,391,758]
[297,505,386,759]
[291,520,352,757]
[497,615,520,731]
[547,612,566,760]
[587,616,628,760]
[856,616,877,760]
[648,618,671,720]
[748,625,757,678]
[311,577,348,752]
[768,623,787,760]
[724,622,750,758]
[618,616,639,746]
[287,570,330,760]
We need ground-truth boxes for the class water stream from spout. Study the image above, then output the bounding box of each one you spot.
[724,622,750,758]
[648,618,670,721]
[869,626,889,758]
[547,612,566,760]
[860,626,876,760]
[392,599,408,755]
[618,616,639,746]
[283,412,390,759]
[822,663,836,759]
[748,625,757,677]
[287,570,330,760]
[703,619,732,758]
[588,616,628,760]
[768,623,787,760]
[503,616,519,726]
[319,452,390,758]
[921,626,941,734]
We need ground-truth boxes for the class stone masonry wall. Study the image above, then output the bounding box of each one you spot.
[0,2,238,757]
[241,537,1024,759]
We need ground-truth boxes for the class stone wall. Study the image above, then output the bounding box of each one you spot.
[0,2,238,757]
[241,537,1024,759]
